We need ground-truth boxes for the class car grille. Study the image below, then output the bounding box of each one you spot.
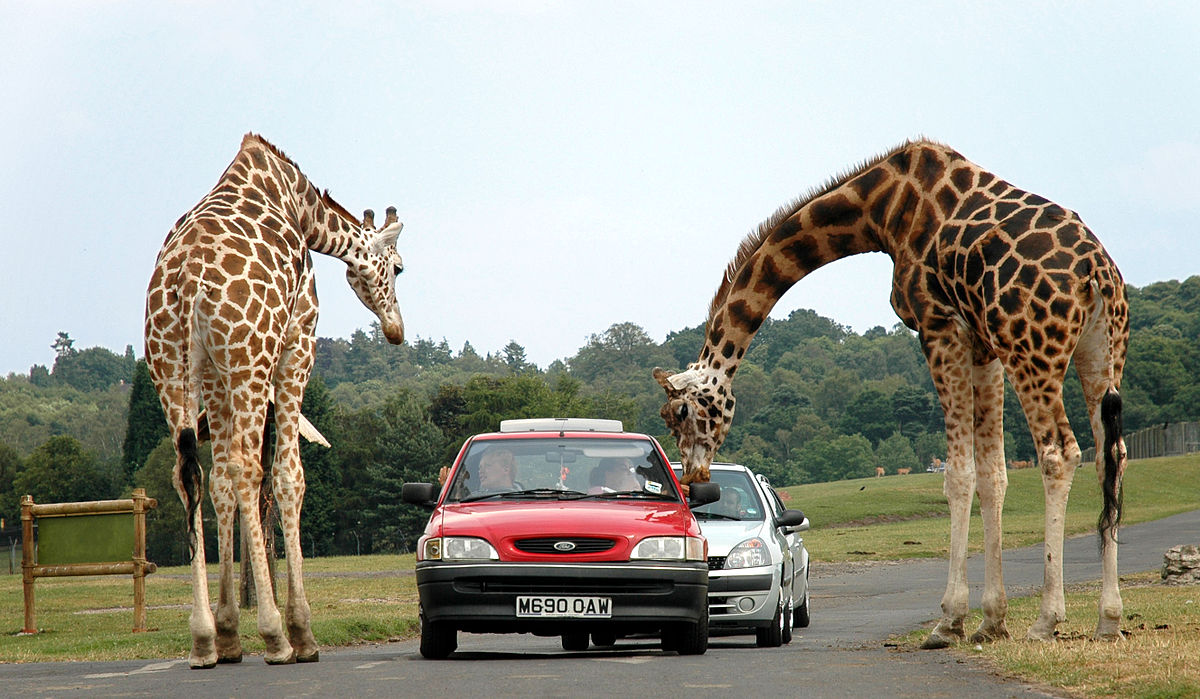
[515,537,616,554]
[707,556,726,571]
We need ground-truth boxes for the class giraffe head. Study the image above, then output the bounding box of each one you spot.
[653,366,735,484]
[346,207,406,344]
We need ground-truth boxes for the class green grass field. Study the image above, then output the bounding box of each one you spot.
[1,454,1197,697]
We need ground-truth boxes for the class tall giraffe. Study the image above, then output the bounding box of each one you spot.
[145,133,407,668]
[655,139,1128,646]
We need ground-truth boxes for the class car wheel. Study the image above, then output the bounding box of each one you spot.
[663,605,708,655]
[782,592,794,645]
[419,613,457,659]
[561,631,590,651]
[591,631,617,647]
[756,595,785,648]
[794,574,811,629]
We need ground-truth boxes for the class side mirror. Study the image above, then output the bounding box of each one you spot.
[688,482,721,507]
[402,482,439,508]
[777,509,810,532]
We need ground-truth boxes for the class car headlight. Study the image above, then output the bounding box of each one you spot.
[423,537,498,561]
[724,537,771,569]
[631,536,706,562]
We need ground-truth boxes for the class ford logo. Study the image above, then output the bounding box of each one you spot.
[553,541,577,552]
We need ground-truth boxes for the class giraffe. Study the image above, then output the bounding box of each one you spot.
[655,139,1129,647]
[145,133,407,668]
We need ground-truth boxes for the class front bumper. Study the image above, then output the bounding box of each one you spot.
[707,565,780,627]
[416,560,708,635]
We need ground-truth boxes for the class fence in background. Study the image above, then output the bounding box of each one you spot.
[1081,421,1200,464]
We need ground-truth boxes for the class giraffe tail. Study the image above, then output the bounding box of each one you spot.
[178,427,203,561]
[1097,387,1124,549]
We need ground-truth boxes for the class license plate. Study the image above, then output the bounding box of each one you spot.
[516,595,612,618]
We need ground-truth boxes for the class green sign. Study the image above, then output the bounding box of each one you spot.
[37,512,134,565]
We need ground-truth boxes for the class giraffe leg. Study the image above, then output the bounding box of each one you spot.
[231,415,295,665]
[171,439,217,669]
[970,358,1010,643]
[1075,317,1125,640]
[920,330,974,650]
[272,413,319,661]
[1020,394,1079,641]
[210,465,243,663]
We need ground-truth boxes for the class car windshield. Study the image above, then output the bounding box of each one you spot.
[687,469,766,522]
[445,437,681,503]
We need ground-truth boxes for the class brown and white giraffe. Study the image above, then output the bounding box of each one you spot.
[145,133,407,668]
[656,139,1128,646]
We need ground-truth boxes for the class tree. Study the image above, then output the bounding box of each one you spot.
[839,389,893,445]
[875,432,919,475]
[502,341,532,374]
[297,376,340,556]
[14,436,120,505]
[123,359,168,480]
[0,441,23,528]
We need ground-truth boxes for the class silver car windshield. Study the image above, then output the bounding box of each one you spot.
[446,437,681,503]
[689,470,766,522]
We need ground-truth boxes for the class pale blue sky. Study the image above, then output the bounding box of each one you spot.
[2,1,1197,376]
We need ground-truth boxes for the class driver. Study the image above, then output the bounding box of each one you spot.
[476,448,517,493]
[588,457,641,493]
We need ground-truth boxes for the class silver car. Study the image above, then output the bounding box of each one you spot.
[673,462,810,647]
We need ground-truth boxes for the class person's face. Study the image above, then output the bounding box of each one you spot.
[604,460,638,490]
[479,457,514,489]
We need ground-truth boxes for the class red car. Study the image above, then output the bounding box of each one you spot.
[402,418,720,659]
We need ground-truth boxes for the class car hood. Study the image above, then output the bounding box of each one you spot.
[694,519,772,557]
[431,500,701,561]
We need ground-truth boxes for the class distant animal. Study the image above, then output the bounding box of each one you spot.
[896,467,912,475]
[1009,460,1035,470]
[145,134,407,669]
[875,467,885,477]
[653,139,1127,650]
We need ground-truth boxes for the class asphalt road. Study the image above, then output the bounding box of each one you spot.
[3,509,1197,698]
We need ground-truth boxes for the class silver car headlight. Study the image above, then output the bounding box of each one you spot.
[632,536,706,561]
[724,537,771,569]
[425,536,499,561]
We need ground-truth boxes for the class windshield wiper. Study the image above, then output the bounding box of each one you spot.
[461,488,587,502]
[695,511,742,521]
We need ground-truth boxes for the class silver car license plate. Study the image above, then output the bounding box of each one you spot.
[515,595,612,618]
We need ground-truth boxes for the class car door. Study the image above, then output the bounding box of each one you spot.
[760,476,803,602]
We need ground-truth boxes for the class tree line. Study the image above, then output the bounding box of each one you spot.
[2,276,1197,563]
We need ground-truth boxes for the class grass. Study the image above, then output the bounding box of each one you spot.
[0,554,420,663]
[781,454,1200,562]
[1,454,1196,698]
[892,572,1200,698]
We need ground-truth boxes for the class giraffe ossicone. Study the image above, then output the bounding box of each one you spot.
[145,133,408,668]
[659,138,1129,646]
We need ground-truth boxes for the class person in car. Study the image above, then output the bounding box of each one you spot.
[588,457,641,493]
[476,448,518,493]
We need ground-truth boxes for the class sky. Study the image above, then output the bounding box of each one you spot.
[2,1,1198,376]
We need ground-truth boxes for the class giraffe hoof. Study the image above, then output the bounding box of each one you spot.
[264,650,297,665]
[297,650,320,663]
[217,653,243,664]
[188,656,218,670]
[970,626,1010,644]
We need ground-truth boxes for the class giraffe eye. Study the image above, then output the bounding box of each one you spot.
[676,403,689,421]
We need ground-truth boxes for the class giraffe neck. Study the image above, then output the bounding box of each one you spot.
[234,134,367,263]
[696,140,957,381]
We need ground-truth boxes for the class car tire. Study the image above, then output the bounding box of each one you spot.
[756,596,785,648]
[591,631,617,647]
[561,631,590,651]
[794,574,811,629]
[419,613,457,659]
[782,592,794,645]
[664,605,708,655]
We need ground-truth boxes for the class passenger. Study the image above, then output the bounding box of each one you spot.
[588,457,641,493]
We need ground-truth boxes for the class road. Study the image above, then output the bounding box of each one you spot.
[3,509,1197,698]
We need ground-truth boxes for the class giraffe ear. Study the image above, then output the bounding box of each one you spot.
[653,367,675,390]
[362,209,375,229]
[665,369,700,391]
[373,221,403,252]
